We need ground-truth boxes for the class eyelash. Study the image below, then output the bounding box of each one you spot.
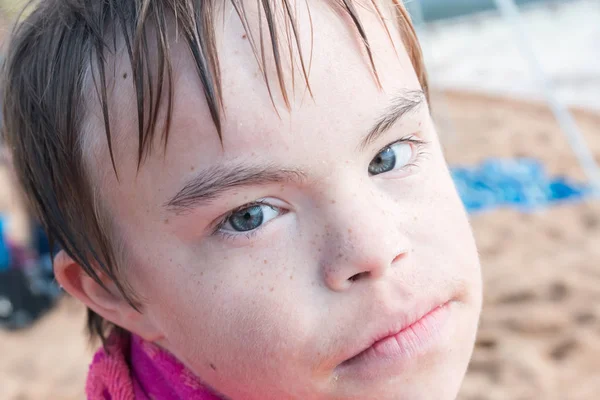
[217,228,262,242]
[211,135,429,241]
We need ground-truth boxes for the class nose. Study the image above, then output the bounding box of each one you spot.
[318,191,410,292]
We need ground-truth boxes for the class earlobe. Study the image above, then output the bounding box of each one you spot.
[53,250,164,342]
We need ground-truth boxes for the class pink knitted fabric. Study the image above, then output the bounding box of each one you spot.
[86,331,222,399]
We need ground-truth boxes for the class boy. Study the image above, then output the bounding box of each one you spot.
[2,0,482,398]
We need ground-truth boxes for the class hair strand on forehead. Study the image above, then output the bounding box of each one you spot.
[369,0,399,58]
[282,0,314,98]
[261,0,291,110]
[339,0,382,88]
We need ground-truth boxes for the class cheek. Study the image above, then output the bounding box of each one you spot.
[143,246,320,381]
[408,148,481,288]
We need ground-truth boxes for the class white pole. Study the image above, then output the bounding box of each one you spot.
[493,0,600,196]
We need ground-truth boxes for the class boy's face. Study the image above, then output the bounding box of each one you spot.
[85,3,482,399]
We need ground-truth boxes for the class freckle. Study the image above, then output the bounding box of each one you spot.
[331,200,336,204]
[214,284,218,291]
[242,33,247,39]
[270,287,274,292]
[348,228,352,234]
[200,271,204,276]
[260,271,263,276]
[169,258,172,262]
[317,248,321,252]
[263,259,268,264]
[122,72,128,79]
[190,166,195,171]
[164,218,169,224]
[289,275,294,280]
[210,363,217,371]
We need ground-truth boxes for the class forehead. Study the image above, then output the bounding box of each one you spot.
[82,0,422,219]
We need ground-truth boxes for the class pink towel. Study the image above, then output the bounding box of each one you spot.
[86,331,223,399]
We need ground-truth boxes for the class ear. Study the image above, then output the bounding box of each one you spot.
[53,250,164,342]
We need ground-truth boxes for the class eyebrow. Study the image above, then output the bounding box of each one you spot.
[165,164,306,214]
[165,89,425,214]
[359,89,425,150]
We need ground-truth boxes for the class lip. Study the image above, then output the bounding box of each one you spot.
[335,299,453,379]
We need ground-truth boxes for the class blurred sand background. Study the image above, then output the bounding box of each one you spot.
[0,1,599,399]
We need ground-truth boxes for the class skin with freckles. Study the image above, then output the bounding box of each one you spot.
[56,2,482,399]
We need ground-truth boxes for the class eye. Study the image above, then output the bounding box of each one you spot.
[368,141,414,176]
[219,202,282,234]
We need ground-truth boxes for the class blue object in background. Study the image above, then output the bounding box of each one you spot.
[450,158,591,213]
[0,217,12,271]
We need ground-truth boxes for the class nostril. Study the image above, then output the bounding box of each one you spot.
[392,251,406,265]
[348,271,369,282]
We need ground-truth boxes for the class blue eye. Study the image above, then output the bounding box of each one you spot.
[220,203,280,233]
[368,142,414,175]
